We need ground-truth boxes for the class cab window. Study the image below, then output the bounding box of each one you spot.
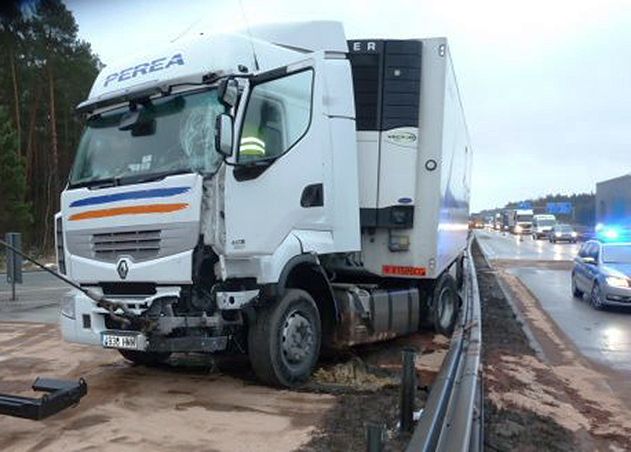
[238,70,313,163]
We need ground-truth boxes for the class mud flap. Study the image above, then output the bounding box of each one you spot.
[0,377,87,420]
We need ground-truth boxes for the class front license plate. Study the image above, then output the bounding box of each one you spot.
[101,332,143,350]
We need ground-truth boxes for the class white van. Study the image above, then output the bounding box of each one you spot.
[532,214,557,239]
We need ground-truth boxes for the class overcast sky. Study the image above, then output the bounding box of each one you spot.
[65,0,631,212]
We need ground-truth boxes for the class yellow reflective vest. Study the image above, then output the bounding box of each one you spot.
[239,125,266,158]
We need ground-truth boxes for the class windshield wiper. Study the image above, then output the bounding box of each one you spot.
[68,177,119,189]
[68,170,195,190]
[117,169,193,185]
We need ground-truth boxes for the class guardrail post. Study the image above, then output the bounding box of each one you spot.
[400,348,417,432]
[5,233,23,301]
[366,422,384,452]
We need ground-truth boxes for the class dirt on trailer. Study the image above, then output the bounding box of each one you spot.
[0,322,447,451]
[473,240,631,451]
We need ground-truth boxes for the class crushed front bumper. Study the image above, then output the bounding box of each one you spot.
[61,290,233,354]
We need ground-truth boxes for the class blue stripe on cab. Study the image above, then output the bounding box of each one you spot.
[70,187,191,208]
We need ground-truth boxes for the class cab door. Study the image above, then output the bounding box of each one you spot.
[223,56,334,258]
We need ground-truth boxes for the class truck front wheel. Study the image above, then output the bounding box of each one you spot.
[248,289,321,387]
[432,273,459,336]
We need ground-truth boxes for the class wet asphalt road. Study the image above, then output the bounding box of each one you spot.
[476,229,631,375]
[476,228,580,261]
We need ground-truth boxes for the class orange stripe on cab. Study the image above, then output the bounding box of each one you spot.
[69,203,189,221]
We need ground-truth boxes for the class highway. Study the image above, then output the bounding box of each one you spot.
[476,229,580,261]
[476,229,631,375]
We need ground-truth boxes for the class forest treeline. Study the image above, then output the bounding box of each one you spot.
[0,0,100,250]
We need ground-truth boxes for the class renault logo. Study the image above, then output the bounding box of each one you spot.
[117,259,129,279]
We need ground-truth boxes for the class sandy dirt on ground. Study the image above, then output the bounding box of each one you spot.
[0,322,448,452]
[473,240,628,451]
[0,323,334,452]
[303,332,448,451]
[490,268,631,448]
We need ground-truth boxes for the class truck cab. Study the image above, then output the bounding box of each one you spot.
[511,209,534,235]
[57,22,471,387]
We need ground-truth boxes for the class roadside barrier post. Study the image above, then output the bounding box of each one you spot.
[5,233,23,301]
[366,422,384,452]
[400,348,417,432]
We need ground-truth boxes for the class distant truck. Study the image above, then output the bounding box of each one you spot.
[596,174,631,225]
[510,209,534,234]
[532,214,557,239]
[596,174,631,239]
[56,22,472,387]
[493,213,502,230]
[501,210,511,231]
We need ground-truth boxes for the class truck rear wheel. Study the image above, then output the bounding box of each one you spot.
[118,349,171,366]
[248,289,321,387]
[432,273,459,336]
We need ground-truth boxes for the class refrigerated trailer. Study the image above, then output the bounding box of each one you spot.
[57,21,472,387]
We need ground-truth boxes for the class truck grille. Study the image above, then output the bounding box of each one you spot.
[65,222,199,263]
[92,230,161,261]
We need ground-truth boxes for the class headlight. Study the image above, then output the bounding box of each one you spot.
[60,292,76,319]
[571,232,577,237]
[606,276,629,288]
[515,226,522,232]
[555,232,561,237]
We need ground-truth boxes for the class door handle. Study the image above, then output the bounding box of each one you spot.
[301,183,324,208]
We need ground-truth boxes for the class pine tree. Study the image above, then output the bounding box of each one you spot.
[0,106,31,235]
[0,0,100,248]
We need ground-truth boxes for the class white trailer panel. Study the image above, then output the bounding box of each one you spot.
[350,38,471,279]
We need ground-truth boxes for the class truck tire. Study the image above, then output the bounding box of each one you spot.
[118,349,171,366]
[432,273,459,336]
[248,289,321,387]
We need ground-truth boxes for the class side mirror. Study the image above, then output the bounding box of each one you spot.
[582,256,596,265]
[215,113,233,157]
[218,78,238,108]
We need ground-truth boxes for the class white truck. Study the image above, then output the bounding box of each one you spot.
[532,214,556,239]
[57,22,471,387]
[510,209,534,235]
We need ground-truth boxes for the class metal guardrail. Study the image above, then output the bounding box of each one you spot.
[406,240,483,452]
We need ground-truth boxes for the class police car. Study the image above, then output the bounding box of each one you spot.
[571,237,631,309]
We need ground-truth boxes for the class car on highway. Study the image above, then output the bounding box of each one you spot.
[574,225,597,242]
[549,224,578,243]
[572,240,631,309]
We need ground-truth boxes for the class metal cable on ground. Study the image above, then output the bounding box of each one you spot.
[0,238,138,323]
[406,240,483,451]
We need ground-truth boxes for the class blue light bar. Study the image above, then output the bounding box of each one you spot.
[596,224,631,243]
